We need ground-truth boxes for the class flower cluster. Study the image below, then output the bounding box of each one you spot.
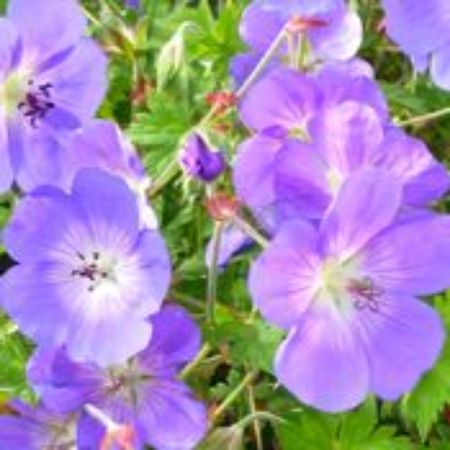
[0,0,206,448]
[1,0,450,448]
[229,0,450,412]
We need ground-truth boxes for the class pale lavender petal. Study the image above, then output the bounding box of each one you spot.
[430,44,450,90]
[238,68,319,133]
[71,168,139,248]
[40,38,108,124]
[233,135,283,210]
[354,293,444,400]
[249,220,321,329]
[139,380,207,450]
[275,304,369,412]
[0,115,14,193]
[362,214,450,296]
[27,347,103,413]
[320,170,402,260]
[311,9,362,61]
[8,0,86,59]
[274,140,331,221]
[139,305,201,371]
[369,127,450,206]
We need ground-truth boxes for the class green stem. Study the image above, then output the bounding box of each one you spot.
[206,221,225,324]
[232,215,269,249]
[237,411,285,429]
[180,343,212,380]
[212,371,259,422]
[236,24,288,99]
[247,381,263,450]
[147,159,180,198]
[81,5,102,28]
[397,106,450,127]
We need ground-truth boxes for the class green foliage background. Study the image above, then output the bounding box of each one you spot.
[2,0,450,449]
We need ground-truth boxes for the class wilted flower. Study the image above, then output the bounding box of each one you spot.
[381,0,450,90]
[1,168,171,366]
[0,0,107,193]
[28,305,208,450]
[250,170,450,411]
[179,133,226,183]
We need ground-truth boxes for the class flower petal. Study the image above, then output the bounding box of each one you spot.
[354,293,444,400]
[274,140,331,221]
[139,305,201,371]
[362,213,450,296]
[249,220,320,329]
[320,169,402,260]
[431,44,450,91]
[238,68,319,133]
[138,380,207,450]
[275,304,369,412]
[8,0,86,58]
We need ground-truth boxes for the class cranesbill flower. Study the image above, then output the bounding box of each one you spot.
[60,120,158,229]
[28,305,208,450]
[381,0,450,90]
[0,0,107,193]
[0,400,77,450]
[232,0,362,85]
[1,168,171,366]
[234,65,388,222]
[249,170,450,412]
[274,101,450,220]
[179,133,226,183]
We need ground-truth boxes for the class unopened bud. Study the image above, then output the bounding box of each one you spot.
[206,193,240,222]
[206,91,237,116]
[179,133,226,183]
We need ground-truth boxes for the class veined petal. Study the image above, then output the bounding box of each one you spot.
[233,135,283,210]
[320,170,402,260]
[8,0,86,59]
[362,214,450,296]
[274,140,331,221]
[139,305,201,370]
[249,220,321,329]
[353,293,444,400]
[238,68,319,133]
[275,303,369,412]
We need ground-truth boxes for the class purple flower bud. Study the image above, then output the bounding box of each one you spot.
[179,133,226,183]
[125,0,140,9]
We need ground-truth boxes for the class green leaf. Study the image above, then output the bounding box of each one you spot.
[401,295,450,440]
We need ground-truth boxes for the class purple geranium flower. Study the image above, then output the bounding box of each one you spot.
[274,101,450,220]
[233,64,388,222]
[179,133,226,183]
[60,120,158,229]
[232,0,362,85]
[249,170,450,412]
[381,0,450,90]
[0,168,171,366]
[0,400,77,450]
[0,0,107,193]
[28,305,208,450]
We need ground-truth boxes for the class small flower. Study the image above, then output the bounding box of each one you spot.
[179,133,226,183]
[0,400,77,449]
[62,120,158,229]
[1,168,171,366]
[28,305,208,450]
[249,170,450,412]
[0,0,107,193]
[381,0,450,90]
[232,0,362,83]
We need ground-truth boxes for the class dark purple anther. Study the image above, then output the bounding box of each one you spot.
[18,80,55,128]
